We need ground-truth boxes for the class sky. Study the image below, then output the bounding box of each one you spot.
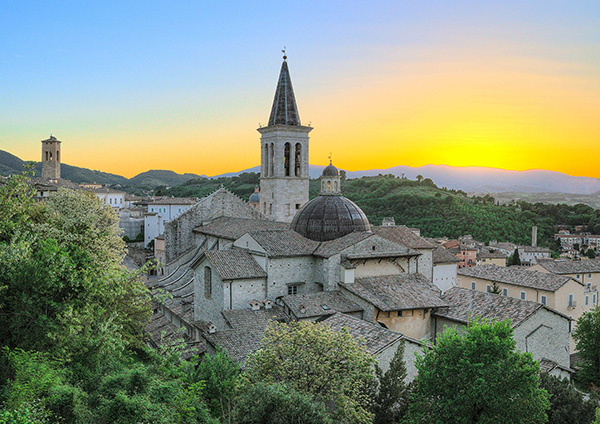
[1,1,599,179]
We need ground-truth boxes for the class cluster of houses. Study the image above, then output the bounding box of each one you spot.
[555,228,600,257]
[29,57,599,384]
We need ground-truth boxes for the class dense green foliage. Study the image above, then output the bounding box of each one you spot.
[161,172,260,199]
[245,321,376,424]
[539,373,596,424]
[573,307,600,388]
[404,319,550,424]
[235,382,332,424]
[0,173,216,423]
[372,343,411,424]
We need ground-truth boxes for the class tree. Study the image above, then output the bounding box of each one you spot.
[194,348,241,423]
[586,248,596,259]
[371,343,410,424]
[244,321,376,424]
[235,382,332,424]
[404,319,550,424]
[508,248,522,266]
[573,307,600,387]
[416,175,424,183]
[539,373,596,424]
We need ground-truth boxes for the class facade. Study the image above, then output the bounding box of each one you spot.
[432,246,459,292]
[144,198,196,246]
[476,251,507,267]
[93,187,126,209]
[518,246,551,265]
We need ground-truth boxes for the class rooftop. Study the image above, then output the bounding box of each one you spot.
[322,313,418,355]
[279,291,363,319]
[372,226,435,250]
[340,273,446,311]
[433,246,460,264]
[193,216,288,240]
[458,264,576,292]
[204,249,267,280]
[434,287,547,328]
[535,259,600,275]
[246,229,320,257]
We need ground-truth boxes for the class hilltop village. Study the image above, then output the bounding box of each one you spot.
[27,57,600,383]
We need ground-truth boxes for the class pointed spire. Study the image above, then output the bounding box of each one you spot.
[268,56,300,126]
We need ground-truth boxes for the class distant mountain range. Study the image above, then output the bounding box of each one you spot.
[3,149,600,196]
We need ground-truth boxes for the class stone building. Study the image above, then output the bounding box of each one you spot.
[433,287,572,379]
[41,135,61,180]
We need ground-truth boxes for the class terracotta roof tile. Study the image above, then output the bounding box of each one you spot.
[205,249,267,280]
[458,264,575,292]
[280,291,363,319]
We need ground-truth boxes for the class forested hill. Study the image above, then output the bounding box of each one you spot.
[163,173,600,249]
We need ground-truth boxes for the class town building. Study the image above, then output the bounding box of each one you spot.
[431,246,459,292]
[433,287,572,379]
[476,251,507,267]
[144,198,197,246]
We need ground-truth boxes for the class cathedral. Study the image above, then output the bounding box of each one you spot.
[150,55,444,376]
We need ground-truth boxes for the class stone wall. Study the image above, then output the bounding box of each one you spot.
[433,263,457,293]
[165,188,263,264]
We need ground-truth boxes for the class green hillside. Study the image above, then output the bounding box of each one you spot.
[162,173,600,249]
[128,169,206,189]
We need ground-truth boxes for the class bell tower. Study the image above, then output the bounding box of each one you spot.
[258,53,312,222]
[41,135,61,180]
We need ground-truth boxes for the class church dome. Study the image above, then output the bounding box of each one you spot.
[249,192,260,203]
[291,195,371,241]
[322,163,339,177]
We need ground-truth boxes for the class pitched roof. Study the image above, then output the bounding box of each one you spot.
[433,246,460,264]
[535,259,600,275]
[247,229,319,257]
[340,273,446,311]
[268,59,301,126]
[434,287,544,328]
[477,251,508,259]
[280,291,363,319]
[372,226,435,250]
[313,231,373,257]
[321,313,416,355]
[193,216,288,240]
[458,264,577,292]
[204,249,267,280]
[204,306,289,366]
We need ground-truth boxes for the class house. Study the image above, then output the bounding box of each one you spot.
[144,198,197,246]
[530,259,600,310]
[432,246,459,292]
[433,287,572,380]
[476,251,507,267]
[457,264,584,350]
[518,246,551,266]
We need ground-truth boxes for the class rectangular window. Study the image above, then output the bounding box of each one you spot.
[502,288,508,296]
[589,274,592,278]
[471,282,476,290]
[520,292,526,300]
[288,285,298,295]
[568,293,574,307]
[486,285,492,293]
[204,267,212,298]
[541,295,547,306]
[586,296,589,306]
[594,294,597,305]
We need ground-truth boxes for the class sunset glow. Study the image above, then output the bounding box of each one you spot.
[1,2,599,179]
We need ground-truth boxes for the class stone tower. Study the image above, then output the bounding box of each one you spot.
[258,55,312,222]
[41,135,61,180]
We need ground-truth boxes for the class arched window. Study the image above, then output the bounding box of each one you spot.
[284,143,291,176]
[334,181,338,191]
[45,151,49,161]
[327,181,331,191]
[295,144,301,176]
[49,152,53,161]
[263,143,269,176]
[204,266,212,298]
[270,143,275,176]
[321,181,325,191]
[56,151,60,162]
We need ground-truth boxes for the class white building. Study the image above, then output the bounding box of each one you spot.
[432,246,459,292]
[93,187,126,209]
[144,198,196,246]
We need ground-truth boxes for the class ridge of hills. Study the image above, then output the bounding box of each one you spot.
[2,149,600,206]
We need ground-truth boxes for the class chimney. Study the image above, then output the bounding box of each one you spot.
[382,217,395,227]
[532,226,538,247]
[263,299,273,310]
[250,299,261,311]
[207,322,217,334]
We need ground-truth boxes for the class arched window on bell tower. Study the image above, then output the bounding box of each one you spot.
[263,143,269,177]
[269,143,274,176]
[295,143,301,177]
[284,142,291,176]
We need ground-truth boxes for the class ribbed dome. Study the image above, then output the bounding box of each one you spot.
[291,195,371,241]
[249,192,260,203]
[322,163,339,177]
